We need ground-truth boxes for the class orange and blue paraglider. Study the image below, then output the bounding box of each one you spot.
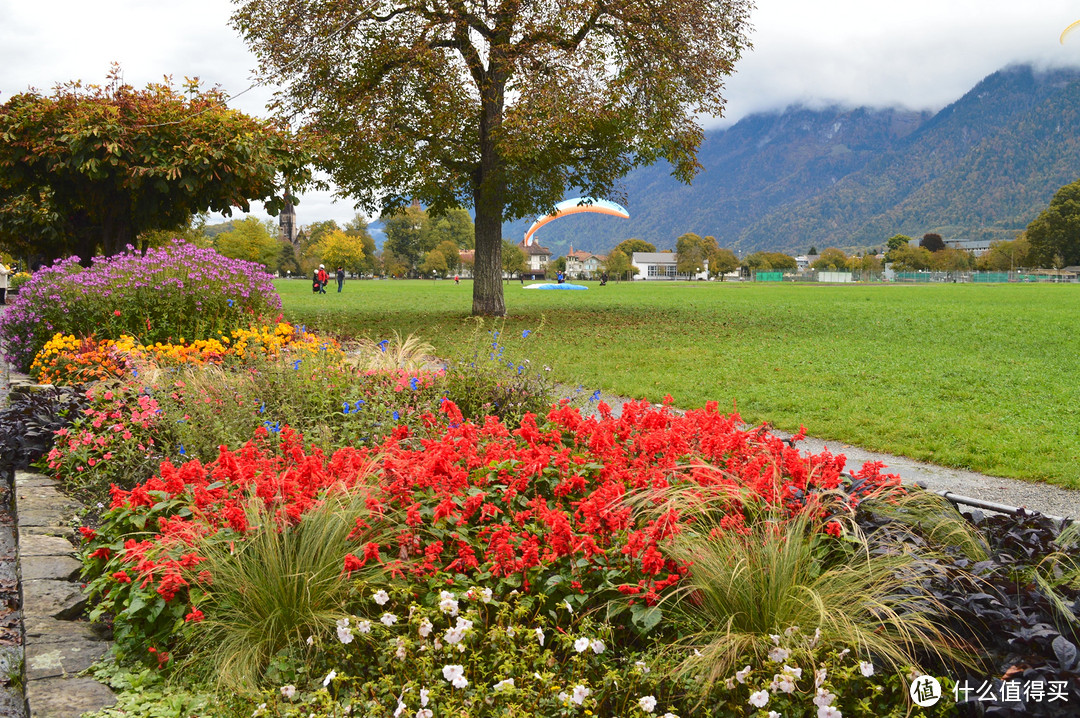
[523,198,629,246]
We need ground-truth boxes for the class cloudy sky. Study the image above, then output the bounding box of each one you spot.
[3,0,1080,228]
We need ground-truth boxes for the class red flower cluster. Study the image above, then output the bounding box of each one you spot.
[84,398,902,644]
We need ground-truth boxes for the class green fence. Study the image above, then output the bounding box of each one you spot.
[754,271,783,282]
[971,272,1010,283]
[893,272,932,283]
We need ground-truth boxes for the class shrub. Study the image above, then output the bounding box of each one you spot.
[0,241,282,371]
[181,491,386,690]
[0,386,88,473]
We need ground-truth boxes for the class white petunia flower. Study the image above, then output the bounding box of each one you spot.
[784,625,800,636]
[782,664,802,680]
[373,589,390,606]
[777,675,796,694]
[494,678,515,692]
[815,668,828,688]
[381,612,398,626]
[505,626,516,637]
[639,695,658,713]
[574,637,590,653]
[306,635,314,646]
[570,685,591,705]
[444,627,467,645]
[635,660,651,674]
[416,710,433,718]
[438,590,459,616]
[420,688,430,707]
[442,664,468,689]
[418,617,433,638]
[769,634,782,645]
[558,692,569,704]
[395,637,407,660]
[357,619,372,634]
[768,712,781,718]
[735,665,751,683]
[480,587,493,602]
[280,685,296,699]
[818,707,842,718]
[336,618,354,644]
[589,638,605,654]
[748,690,770,708]
[323,670,337,687]
[535,627,545,646]
[393,701,407,718]
[768,646,790,663]
[813,688,836,707]
[662,714,680,718]
[725,678,735,690]
[860,661,874,677]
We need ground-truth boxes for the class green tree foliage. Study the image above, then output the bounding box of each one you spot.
[928,248,972,272]
[379,247,408,278]
[711,248,739,280]
[675,232,720,276]
[433,240,462,273]
[501,240,526,279]
[0,67,310,262]
[976,235,1031,271]
[887,244,932,271]
[811,247,850,271]
[425,209,475,250]
[547,256,568,279]
[1025,178,1080,267]
[858,253,883,274]
[232,0,753,316]
[613,238,657,258]
[382,207,427,273]
[214,217,281,270]
[886,234,912,254]
[603,249,633,281]
[919,232,945,252]
[344,215,377,275]
[276,241,301,277]
[743,251,797,271]
[420,249,449,277]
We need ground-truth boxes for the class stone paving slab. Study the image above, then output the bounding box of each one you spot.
[24,677,117,718]
[20,554,81,582]
[26,637,109,680]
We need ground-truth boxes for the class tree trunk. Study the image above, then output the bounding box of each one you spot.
[470,55,508,317]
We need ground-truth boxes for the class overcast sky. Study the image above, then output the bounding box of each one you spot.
[3,0,1080,228]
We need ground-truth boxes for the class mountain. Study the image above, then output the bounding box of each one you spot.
[506,64,1080,255]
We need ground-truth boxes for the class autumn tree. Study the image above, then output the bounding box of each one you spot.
[420,248,449,277]
[743,251,796,272]
[675,232,719,277]
[0,68,310,262]
[232,0,753,315]
[1025,178,1080,267]
[711,247,739,280]
[888,244,932,271]
[501,239,526,279]
[976,235,1030,271]
[214,217,281,270]
[885,234,912,261]
[613,238,657,258]
[928,247,972,272]
[603,248,632,281]
[811,247,849,271]
[314,229,369,275]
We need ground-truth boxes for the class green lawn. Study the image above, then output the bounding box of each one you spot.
[278,279,1080,488]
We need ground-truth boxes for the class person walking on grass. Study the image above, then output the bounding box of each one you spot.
[336,266,345,293]
[317,265,329,294]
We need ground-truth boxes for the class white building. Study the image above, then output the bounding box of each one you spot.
[565,246,605,278]
[631,252,709,281]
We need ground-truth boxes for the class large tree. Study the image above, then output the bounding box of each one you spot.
[232,0,753,315]
[215,217,282,270]
[1025,178,1080,268]
[0,68,311,262]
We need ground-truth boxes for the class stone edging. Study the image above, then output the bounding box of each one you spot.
[15,467,116,717]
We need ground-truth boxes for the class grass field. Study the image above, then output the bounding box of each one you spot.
[278,279,1080,488]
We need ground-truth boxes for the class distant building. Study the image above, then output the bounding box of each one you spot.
[631,252,709,281]
[564,245,606,278]
[279,199,298,245]
[520,240,552,280]
[943,238,992,256]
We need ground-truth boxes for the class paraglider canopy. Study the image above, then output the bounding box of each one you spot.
[1062,20,1080,44]
[524,198,629,246]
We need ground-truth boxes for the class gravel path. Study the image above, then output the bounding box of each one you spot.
[582,390,1080,520]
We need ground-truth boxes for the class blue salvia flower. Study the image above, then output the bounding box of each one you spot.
[227,299,234,307]
[378,339,389,352]
[590,390,602,402]
[178,444,186,455]
[392,410,400,421]
[354,400,365,411]
[522,329,531,338]
[258,401,266,414]
[292,359,302,370]
[409,377,419,390]
[343,402,351,414]
[517,365,524,375]
[132,368,138,378]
